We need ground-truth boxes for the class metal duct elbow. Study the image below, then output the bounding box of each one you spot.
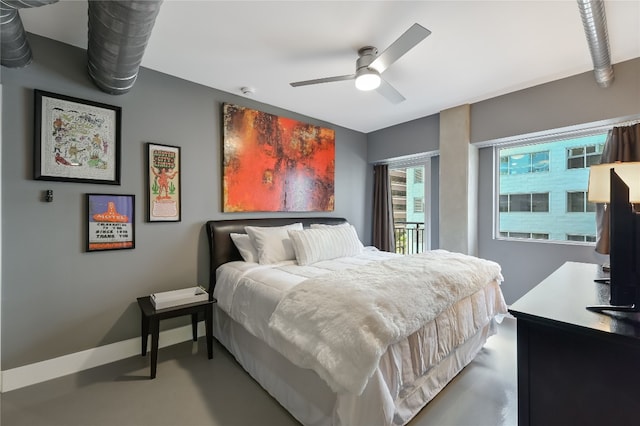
[87,0,163,95]
[577,0,614,88]
[0,0,59,68]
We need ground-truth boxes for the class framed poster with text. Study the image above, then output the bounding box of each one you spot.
[147,143,181,222]
[86,193,135,252]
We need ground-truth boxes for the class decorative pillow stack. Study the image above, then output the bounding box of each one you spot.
[244,223,303,264]
[229,222,365,266]
[229,233,259,263]
[288,224,364,265]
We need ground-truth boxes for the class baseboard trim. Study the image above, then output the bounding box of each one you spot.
[1,323,205,392]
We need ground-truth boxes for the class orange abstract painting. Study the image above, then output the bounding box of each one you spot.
[222,104,335,212]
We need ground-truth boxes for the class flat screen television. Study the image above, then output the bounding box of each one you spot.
[587,168,640,313]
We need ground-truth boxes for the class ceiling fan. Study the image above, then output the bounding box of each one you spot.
[290,23,431,104]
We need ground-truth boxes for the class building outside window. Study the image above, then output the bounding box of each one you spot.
[413,197,424,213]
[567,191,596,213]
[567,234,597,242]
[567,143,604,169]
[500,193,549,212]
[390,165,427,254]
[500,231,549,240]
[414,168,423,183]
[497,133,607,243]
[500,151,550,175]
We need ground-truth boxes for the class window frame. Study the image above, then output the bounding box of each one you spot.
[489,123,627,245]
[387,154,434,252]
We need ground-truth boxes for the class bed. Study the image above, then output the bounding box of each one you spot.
[205,217,508,426]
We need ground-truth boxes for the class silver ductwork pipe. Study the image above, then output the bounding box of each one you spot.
[577,0,614,88]
[0,0,59,68]
[87,0,163,95]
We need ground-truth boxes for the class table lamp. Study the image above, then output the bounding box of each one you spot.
[589,162,640,272]
[588,162,640,204]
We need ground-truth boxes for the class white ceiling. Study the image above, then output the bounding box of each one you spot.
[19,0,640,133]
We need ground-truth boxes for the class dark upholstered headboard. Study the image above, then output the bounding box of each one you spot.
[205,217,348,298]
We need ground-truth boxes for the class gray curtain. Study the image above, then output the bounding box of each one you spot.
[372,164,395,252]
[595,123,640,254]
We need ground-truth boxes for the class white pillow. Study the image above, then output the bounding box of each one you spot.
[230,233,259,263]
[245,223,303,264]
[288,225,364,265]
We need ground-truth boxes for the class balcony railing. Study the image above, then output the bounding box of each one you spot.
[394,222,425,254]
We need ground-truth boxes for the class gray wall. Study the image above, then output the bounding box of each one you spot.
[367,114,439,164]
[471,58,640,144]
[1,35,370,369]
[365,57,640,304]
[368,113,440,250]
[474,57,640,304]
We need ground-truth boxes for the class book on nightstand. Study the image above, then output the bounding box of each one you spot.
[150,286,208,309]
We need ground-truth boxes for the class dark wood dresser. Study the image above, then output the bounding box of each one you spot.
[509,261,640,426]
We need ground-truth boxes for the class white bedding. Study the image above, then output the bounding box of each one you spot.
[213,304,499,426]
[268,250,504,395]
[215,247,398,344]
[213,247,508,426]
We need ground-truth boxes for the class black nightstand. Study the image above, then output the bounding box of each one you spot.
[136,296,216,379]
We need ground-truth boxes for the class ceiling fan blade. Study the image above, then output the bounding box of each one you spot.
[376,78,406,104]
[370,23,431,73]
[290,74,355,87]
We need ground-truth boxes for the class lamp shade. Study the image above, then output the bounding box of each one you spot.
[588,162,640,203]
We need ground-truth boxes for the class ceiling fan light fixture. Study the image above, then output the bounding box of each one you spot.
[355,68,381,91]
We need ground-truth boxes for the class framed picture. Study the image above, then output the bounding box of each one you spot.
[222,103,335,212]
[147,143,181,222]
[86,193,135,252]
[34,89,122,184]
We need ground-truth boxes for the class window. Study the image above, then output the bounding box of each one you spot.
[500,151,549,175]
[499,231,549,240]
[567,143,604,169]
[414,168,423,183]
[532,233,550,240]
[567,191,596,213]
[390,164,428,254]
[567,234,597,242]
[500,193,549,212]
[497,133,608,243]
[510,194,531,212]
[413,197,424,213]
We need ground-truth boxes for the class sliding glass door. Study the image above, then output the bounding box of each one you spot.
[389,164,428,254]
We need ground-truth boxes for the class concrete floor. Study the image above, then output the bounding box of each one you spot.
[1,316,517,426]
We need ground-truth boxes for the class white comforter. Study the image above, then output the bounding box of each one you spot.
[214,247,507,411]
[267,250,503,395]
[215,247,399,344]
